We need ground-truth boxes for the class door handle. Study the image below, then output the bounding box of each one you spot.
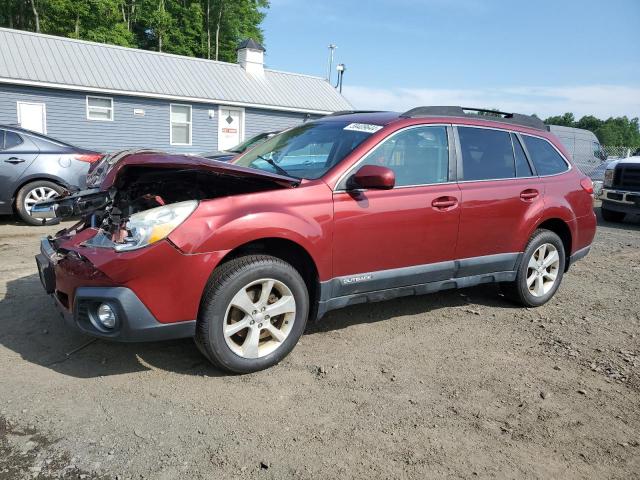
[432,196,458,210]
[4,157,25,164]
[520,189,539,201]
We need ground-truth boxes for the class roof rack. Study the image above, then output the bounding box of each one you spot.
[325,110,385,117]
[399,106,546,131]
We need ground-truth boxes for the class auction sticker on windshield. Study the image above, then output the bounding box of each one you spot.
[343,123,383,133]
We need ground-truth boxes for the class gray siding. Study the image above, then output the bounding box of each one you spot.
[0,84,312,154]
[244,108,318,138]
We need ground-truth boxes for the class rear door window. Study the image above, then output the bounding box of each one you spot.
[522,135,569,176]
[512,134,533,177]
[458,127,515,181]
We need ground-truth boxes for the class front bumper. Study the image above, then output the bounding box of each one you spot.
[600,188,640,214]
[36,237,196,342]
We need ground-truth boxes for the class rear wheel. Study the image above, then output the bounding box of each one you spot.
[502,229,565,307]
[15,180,64,226]
[601,206,625,223]
[195,255,309,373]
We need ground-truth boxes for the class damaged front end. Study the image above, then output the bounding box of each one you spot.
[32,150,300,250]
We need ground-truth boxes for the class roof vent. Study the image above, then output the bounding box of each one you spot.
[237,39,265,76]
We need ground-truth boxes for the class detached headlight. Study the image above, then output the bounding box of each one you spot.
[603,168,614,188]
[114,200,198,252]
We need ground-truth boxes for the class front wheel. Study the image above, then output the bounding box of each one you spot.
[195,255,309,373]
[502,229,565,307]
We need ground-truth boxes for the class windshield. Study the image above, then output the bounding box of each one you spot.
[231,121,377,179]
[228,132,272,153]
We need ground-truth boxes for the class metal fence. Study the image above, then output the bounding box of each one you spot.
[603,146,635,160]
[571,145,636,179]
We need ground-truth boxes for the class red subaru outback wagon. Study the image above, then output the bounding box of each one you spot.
[34,107,596,373]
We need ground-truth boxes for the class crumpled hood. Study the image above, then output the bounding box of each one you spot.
[88,150,300,190]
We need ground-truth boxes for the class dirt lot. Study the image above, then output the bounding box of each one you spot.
[0,209,639,480]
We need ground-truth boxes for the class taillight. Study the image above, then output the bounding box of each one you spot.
[74,153,103,163]
[580,177,594,195]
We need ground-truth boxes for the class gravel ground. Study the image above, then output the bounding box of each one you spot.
[0,208,639,479]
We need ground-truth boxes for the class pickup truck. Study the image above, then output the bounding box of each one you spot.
[600,156,640,222]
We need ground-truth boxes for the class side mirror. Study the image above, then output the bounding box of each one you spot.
[349,165,395,190]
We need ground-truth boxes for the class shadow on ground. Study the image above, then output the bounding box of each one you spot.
[0,271,515,379]
[2,205,631,380]
[595,206,640,230]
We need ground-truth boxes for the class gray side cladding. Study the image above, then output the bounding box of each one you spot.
[0,84,316,153]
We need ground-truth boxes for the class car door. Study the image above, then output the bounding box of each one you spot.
[0,130,40,212]
[331,125,461,296]
[454,126,543,269]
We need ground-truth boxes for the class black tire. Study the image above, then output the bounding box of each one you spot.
[195,255,309,373]
[15,180,65,226]
[502,229,566,307]
[601,207,625,223]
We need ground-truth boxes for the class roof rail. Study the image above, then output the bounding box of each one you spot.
[325,110,385,117]
[399,106,546,130]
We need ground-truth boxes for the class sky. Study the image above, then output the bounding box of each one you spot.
[261,0,640,119]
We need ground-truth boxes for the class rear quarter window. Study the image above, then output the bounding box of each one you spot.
[0,130,23,151]
[522,135,569,176]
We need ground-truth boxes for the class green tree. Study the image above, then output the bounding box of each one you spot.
[575,115,602,133]
[544,113,640,148]
[0,0,269,60]
[544,112,575,127]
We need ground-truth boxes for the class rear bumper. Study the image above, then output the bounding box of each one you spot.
[36,236,202,342]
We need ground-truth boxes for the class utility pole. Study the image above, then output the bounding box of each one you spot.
[326,44,337,84]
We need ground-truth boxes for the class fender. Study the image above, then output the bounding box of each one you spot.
[525,205,577,255]
[169,182,334,280]
[11,173,77,200]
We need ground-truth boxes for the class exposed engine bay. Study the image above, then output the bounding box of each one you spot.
[41,165,294,249]
[101,167,281,233]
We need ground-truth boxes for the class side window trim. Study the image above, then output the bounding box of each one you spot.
[446,125,458,182]
[0,129,5,151]
[334,123,456,191]
[513,132,538,176]
[453,125,463,181]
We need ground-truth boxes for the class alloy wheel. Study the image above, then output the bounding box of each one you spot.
[24,186,58,216]
[526,243,560,297]
[223,278,297,359]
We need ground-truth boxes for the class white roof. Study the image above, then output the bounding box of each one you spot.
[0,28,352,114]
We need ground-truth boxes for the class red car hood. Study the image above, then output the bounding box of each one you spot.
[95,150,300,190]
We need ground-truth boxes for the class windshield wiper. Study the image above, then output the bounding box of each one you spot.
[257,155,292,177]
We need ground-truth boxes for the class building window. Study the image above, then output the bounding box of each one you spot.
[170,104,192,145]
[86,96,113,121]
